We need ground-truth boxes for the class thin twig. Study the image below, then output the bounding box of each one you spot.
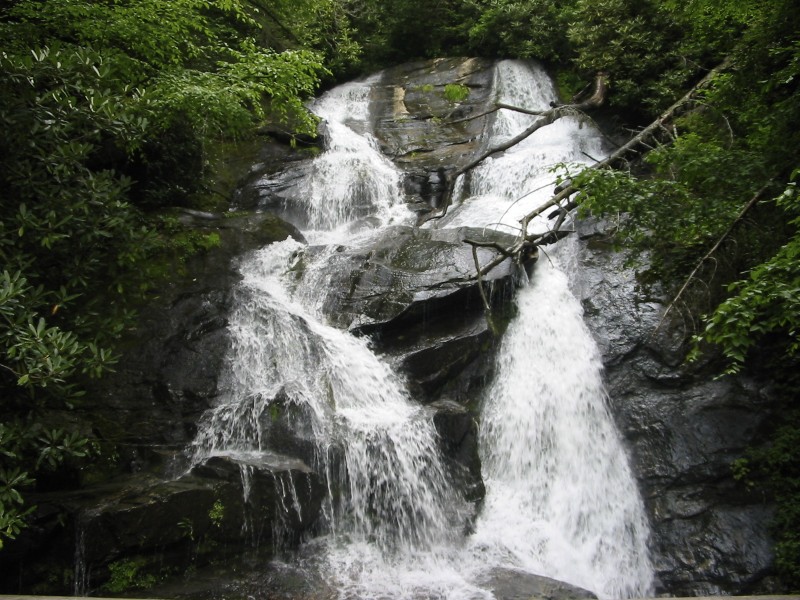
[471,244,497,334]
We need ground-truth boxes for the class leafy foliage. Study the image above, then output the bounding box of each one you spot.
[0,43,147,548]
[565,1,799,584]
[464,0,569,62]
[0,0,332,548]
[576,134,767,278]
[104,558,157,593]
[443,83,470,103]
[249,0,362,77]
[697,177,800,372]
[565,0,691,113]
[341,0,476,66]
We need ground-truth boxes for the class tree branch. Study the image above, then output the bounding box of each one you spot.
[446,101,551,125]
[431,73,609,221]
[654,180,772,334]
[455,59,734,292]
[588,59,731,173]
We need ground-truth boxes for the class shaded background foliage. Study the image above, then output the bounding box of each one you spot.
[1,0,798,588]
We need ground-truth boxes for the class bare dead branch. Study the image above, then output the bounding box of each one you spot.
[472,247,492,307]
[447,105,502,125]
[495,102,550,116]
[463,238,516,256]
[589,59,731,173]
[447,101,551,125]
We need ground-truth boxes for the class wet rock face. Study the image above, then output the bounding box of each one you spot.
[307,225,518,332]
[370,57,495,209]
[431,399,485,502]
[2,453,324,596]
[85,209,307,466]
[243,57,497,223]
[571,219,778,595]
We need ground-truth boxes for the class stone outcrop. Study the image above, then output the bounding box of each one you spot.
[370,57,496,211]
[571,219,779,595]
[306,225,517,334]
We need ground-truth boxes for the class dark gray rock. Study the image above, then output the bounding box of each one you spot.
[431,399,484,503]
[249,388,321,467]
[190,453,325,549]
[392,311,497,399]
[239,158,318,228]
[371,58,496,209]
[571,218,778,595]
[308,225,520,335]
[4,452,324,596]
[483,567,597,600]
[232,136,319,216]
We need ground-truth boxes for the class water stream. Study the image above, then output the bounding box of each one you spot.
[190,60,653,599]
[437,60,654,599]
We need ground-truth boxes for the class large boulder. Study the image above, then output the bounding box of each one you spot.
[431,399,485,503]
[305,225,519,334]
[240,58,498,226]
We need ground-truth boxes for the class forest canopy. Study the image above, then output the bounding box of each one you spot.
[1,0,798,583]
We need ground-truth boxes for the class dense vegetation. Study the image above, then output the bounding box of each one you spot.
[1,0,798,588]
[0,0,335,547]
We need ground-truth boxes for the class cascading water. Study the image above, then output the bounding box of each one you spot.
[190,60,653,599]
[190,76,465,596]
[470,250,654,599]
[296,76,408,241]
[433,60,654,599]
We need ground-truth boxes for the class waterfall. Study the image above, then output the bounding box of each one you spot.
[470,248,654,598]
[440,60,654,599]
[190,75,464,596]
[296,76,408,241]
[190,60,652,599]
